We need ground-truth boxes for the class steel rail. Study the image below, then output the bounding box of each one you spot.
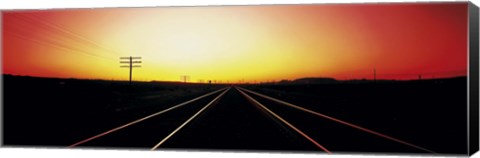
[237,87,332,154]
[151,87,231,150]
[68,87,228,147]
[238,87,435,153]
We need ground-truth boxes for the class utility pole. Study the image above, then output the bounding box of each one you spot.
[374,68,377,82]
[120,56,141,85]
[180,75,190,83]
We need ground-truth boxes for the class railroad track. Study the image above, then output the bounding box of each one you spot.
[69,86,435,154]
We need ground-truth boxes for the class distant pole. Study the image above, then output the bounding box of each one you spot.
[129,56,132,84]
[419,75,422,80]
[180,75,190,83]
[120,56,141,85]
[374,68,376,82]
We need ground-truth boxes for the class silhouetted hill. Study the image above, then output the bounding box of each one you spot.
[274,77,338,85]
[293,77,338,84]
[267,76,467,85]
[341,76,467,84]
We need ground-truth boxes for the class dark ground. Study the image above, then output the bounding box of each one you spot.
[2,74,226,147]
[2,75,468,155]
[242,77,468,154]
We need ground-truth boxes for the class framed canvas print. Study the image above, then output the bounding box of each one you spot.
[1,1,479,157]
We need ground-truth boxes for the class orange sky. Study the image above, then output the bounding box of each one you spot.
[2,3,468,82]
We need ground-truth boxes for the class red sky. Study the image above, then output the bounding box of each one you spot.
[2,2,468,82]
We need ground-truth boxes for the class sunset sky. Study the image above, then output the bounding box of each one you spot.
[2,3,468,82]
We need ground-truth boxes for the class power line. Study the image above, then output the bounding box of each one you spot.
[15,14,119,55]
[5,31,113,61]
[7,14,117,61]
[27,14,121,55]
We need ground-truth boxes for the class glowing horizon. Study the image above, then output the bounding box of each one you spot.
[2,3,468,83]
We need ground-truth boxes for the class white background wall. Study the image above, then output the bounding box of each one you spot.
[0,0,478,158]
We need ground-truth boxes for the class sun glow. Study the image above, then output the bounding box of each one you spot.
[2,4,468,82]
